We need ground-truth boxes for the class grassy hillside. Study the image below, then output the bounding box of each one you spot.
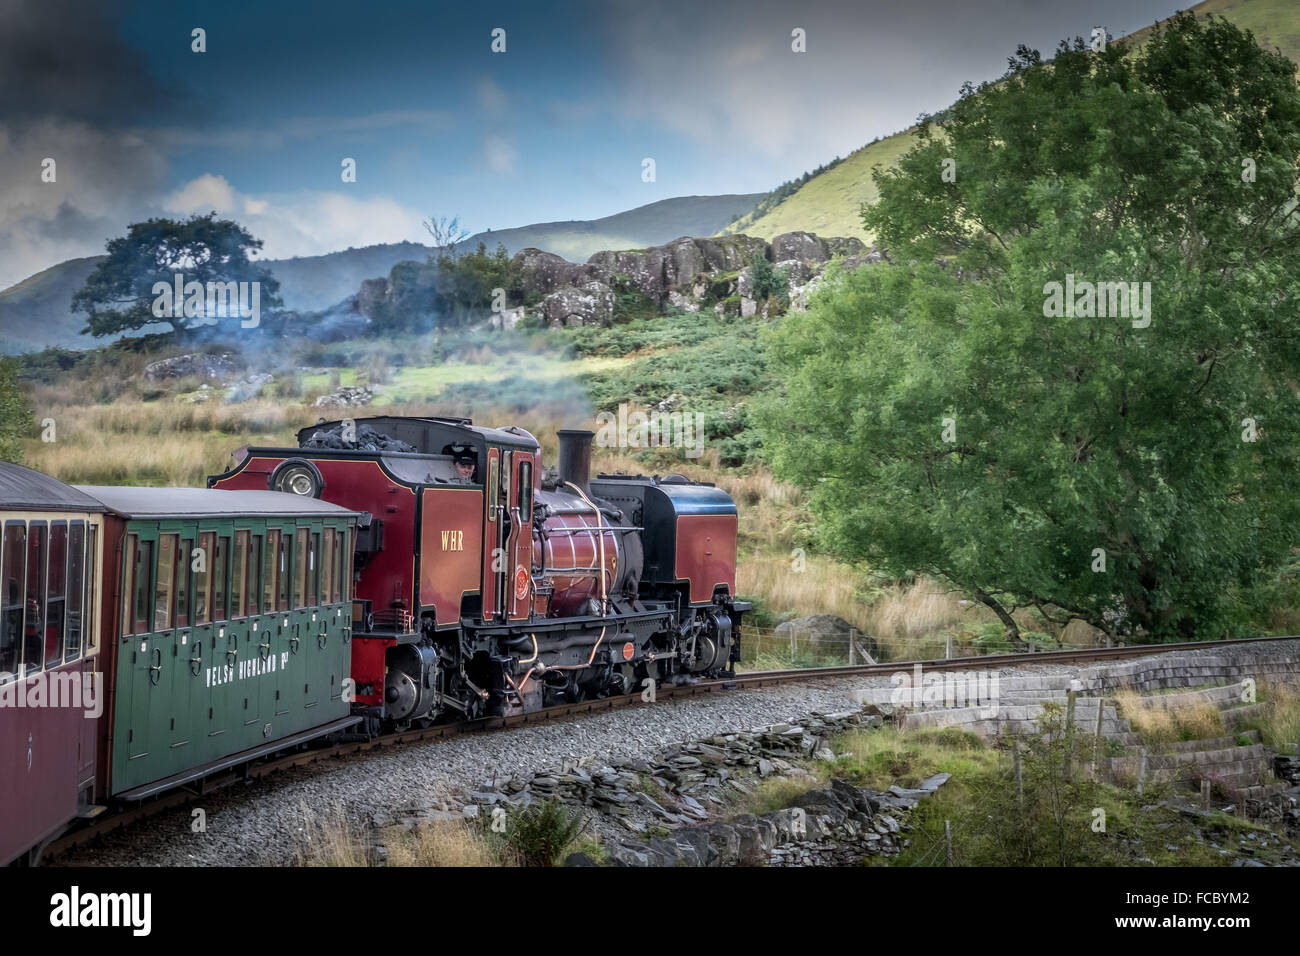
[0,193,760,354]
[1125,0,1300,64]
[721,131,917,243]
[722,0,1299,245]
[0,257,102,353]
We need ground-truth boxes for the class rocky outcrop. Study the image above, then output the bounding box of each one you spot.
[510,248,591,294]
[144,352,238,382]
[587,776,930,867]
[312,385,374,408]
[541,280,615,328]
[356,259,437,325]
[347,231,883,331]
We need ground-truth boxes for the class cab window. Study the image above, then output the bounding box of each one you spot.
[519,461,532,522]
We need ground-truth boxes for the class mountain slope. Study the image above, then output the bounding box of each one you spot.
[0,193,761,353]
[723,0,1299,245]
[722,131,917,244]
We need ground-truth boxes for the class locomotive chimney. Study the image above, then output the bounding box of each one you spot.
[557,429,594,494]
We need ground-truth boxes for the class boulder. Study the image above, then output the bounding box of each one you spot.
[143,352,238,382]
[586,249,663,301]
[774,614,876,656]
[542,280,614,328]
[509,248,592,294]
[770,231,831,264]
[312,386,374,408]
[826,236,868,258]
[840,247,889,271]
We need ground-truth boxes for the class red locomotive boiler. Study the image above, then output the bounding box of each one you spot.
[208,416,748,728]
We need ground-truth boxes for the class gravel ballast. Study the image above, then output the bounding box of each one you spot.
[52,640,1300,867]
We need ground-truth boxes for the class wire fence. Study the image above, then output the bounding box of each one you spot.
[739,624,1091,670]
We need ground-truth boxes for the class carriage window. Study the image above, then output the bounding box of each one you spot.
[341,529,352,602]
[154,534,177,631]
[277,533,289,612]
[132,539,152,635]
[45,522,67,667]
[1,523,26,681]
[65,522,85,660]
[308,532,319,606]
[213,535,228,622]
[519,461,532,522]
[85,525,97,651]
[175,537,192,627]
[248,534,262,616]
[194,532,213,625]
[320,530,334,606]
[121,534,136,636]
[294,528,307,608]
[263,531,279,615]
[230,531,248,619]
[25,523,47,676]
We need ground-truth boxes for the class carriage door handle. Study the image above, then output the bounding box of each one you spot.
[149,647,163,685]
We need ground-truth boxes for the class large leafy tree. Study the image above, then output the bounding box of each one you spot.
[760,14,1300,644]
[73,213,281,338]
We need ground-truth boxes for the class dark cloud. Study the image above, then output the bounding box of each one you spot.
[0,0,169,122]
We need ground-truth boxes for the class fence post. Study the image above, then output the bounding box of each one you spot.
[849,629,856,666]
[1136,748,1147,795]
[945,632,952,660]
[1092,696,1106,773]
[944,820,954,866]
[1064,687,1077,782]
[1013,740,1024,812]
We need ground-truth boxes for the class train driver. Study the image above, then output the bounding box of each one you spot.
[454,452,477,483]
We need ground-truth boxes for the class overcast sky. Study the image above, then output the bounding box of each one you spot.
[0,0,1198,289]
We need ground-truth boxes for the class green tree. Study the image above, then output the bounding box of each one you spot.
[433,242,513,324]
[760,14,1300,644]
[0,358,29,463]
[749,251,788,307]
[73,213,281,338]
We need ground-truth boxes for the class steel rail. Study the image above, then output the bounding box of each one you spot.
[41,633,1300,860]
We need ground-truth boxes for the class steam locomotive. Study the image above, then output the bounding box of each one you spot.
[1,416,747,864]
[208,416,748,729]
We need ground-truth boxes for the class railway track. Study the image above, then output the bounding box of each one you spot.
[41,633,1299,862]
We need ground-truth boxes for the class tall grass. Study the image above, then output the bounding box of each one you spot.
[1114,689,1226,745]
[385,820,508,867]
